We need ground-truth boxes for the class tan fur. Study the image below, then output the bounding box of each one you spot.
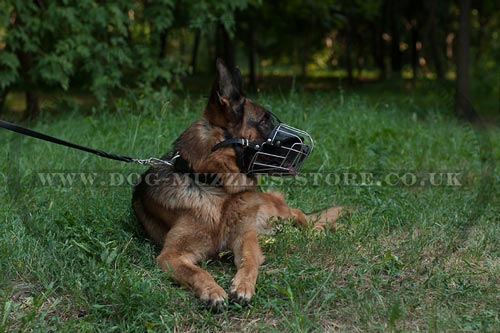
[132,60,348,310]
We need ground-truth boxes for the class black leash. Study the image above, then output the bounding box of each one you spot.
[0,120,175,167]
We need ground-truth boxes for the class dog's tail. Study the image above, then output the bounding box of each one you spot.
[306,206,352,231]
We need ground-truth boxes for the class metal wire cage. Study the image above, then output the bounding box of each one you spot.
[247,123,314,176]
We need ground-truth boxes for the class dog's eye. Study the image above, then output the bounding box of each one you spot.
[259,114,270,125]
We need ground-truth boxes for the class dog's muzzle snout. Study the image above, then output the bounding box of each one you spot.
[211,118,313,176]
[246,123,313,176]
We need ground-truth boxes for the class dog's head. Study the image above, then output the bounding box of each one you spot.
[202,59,313,176]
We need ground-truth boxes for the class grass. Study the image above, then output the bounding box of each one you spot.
[0,84,499,332]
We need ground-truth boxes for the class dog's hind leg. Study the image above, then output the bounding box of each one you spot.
[229,230,264,305]
[157,224,227,312]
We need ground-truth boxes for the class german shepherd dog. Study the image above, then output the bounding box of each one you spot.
[132,59,344,311]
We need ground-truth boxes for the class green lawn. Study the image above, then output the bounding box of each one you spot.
[1,87,499,332]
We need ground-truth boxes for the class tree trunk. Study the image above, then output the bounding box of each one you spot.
[300,51,308,78]
[429,32,444,79]
[355,32,365,79]
[159,29,168,59]
[0,89,8,115]
[26,91,40,120]
[410,21,419,80]
[16,51,40,120]
[371,22,385,79]
[215,24,235,70]
[190,30,201,74]
[345,21,353,84]
[389,1,402,74]
[247,10,257,91]
[298,28,310,78]
[498,80,500,115]
[454,0,474,121]
[426,0,444,79]
[215,24,222,62]
[390,24,402,73]
[225,31,235,70]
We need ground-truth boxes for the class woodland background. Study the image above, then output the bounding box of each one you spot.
[1,0,499,122]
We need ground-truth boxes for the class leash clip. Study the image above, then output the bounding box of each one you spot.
[133,153,180,167]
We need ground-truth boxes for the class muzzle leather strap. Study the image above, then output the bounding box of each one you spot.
[209,128,254,173]
[211,138,252,172]
[211,138,261,152]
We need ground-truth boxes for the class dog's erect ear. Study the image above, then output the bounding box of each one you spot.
[216,58,241,103]
[205,59,244,127]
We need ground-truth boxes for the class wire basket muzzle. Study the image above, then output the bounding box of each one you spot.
[247,123,314,176]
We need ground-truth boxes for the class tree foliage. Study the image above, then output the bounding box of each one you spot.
[0,0,498,119]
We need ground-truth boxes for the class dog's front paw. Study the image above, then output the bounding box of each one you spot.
[199,285,228,312]
[229,280,255,306]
